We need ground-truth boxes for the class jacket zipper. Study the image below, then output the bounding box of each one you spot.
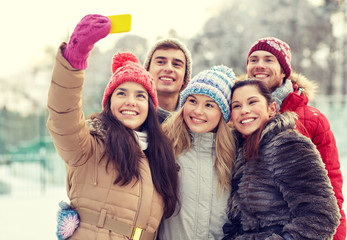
[133,177,142,227]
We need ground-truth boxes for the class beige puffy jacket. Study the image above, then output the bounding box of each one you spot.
[47,44,164,240]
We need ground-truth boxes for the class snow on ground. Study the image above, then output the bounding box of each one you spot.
[0,188,68,239]
[0,164,68,239]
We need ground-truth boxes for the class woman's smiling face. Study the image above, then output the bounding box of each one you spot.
[231,85,276,136]
[183,94,222,133]
[110,81,149,131]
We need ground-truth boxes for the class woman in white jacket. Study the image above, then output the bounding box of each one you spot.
[159,65,236,239]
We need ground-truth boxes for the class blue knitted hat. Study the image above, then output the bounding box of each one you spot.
[179,65,235,122]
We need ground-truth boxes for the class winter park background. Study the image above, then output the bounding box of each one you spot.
[1,0,347,239]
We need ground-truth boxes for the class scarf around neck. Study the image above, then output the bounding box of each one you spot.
[134,130,148,150]
[272,79,293,110]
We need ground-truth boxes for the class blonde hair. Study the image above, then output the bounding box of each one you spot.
[162,108,235,191]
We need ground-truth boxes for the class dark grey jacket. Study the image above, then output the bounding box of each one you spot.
[223,112,340,240]
[157,106,171,124]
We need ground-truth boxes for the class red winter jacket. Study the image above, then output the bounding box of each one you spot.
[280,72,345,240]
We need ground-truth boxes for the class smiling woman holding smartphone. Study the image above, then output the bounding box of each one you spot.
[47,14,179,240]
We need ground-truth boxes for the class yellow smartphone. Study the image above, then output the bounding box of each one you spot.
[107,14,132,34]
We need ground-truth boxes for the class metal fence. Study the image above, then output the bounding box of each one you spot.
[0,152,66,196]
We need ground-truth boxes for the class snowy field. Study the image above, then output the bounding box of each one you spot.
[0,164,69,239]
[0,188,68,239]
[0,158,346,239]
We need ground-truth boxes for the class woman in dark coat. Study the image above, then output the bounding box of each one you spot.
[223,79,340,240]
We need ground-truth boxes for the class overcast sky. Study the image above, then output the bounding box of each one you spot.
[0,0,225,78]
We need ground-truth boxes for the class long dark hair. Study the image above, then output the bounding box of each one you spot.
[100,95,179,218]
[231,79,274,161]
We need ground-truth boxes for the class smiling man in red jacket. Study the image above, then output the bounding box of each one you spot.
[245,36,345,240]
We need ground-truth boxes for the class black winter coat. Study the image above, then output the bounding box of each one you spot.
[223,112,340,240]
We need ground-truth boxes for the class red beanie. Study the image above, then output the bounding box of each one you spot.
[247,37,292,79]
[102,52,158,109]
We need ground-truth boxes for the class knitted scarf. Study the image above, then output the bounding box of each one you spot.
[272,80,293,110]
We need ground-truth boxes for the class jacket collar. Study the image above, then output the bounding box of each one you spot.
[260,112,297,143]
[237,71,318,100]
[86,116,148,150]
[86,116,106,140]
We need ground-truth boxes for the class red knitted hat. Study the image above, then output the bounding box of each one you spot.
[102,52,158,109]
[247,37,292,79]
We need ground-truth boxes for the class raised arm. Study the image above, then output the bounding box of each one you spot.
[47,15,111,166]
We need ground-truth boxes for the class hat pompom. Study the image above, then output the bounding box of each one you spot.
[102,51,158,109]
[112,52,140,74]
[210,65,236,80]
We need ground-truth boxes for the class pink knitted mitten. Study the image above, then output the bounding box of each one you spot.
[63,14,111,70]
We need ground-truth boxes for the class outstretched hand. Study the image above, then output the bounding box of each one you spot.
[63,14,111,70]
